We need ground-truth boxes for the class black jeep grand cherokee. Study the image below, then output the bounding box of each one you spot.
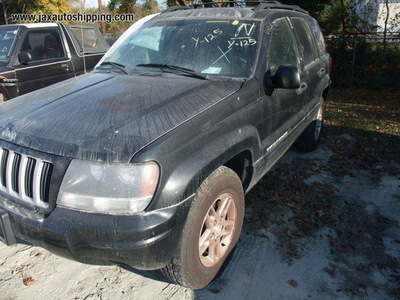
[0,2,330,289]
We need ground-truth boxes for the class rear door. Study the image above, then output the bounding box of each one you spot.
[13,25,74,96]
[290,18,322,106]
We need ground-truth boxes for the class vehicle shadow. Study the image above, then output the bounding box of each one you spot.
[119,264,170,284]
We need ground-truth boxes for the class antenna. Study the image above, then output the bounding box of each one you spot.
[80,23,87,73]
[80,4,87,74]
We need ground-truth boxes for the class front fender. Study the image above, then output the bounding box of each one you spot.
[151,126,259,210]
[133,81,264,211]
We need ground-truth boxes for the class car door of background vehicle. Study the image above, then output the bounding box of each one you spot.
[290,17,321,107]
[13,27,74,96]
[262,17,302,149]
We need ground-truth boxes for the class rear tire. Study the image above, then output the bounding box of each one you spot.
[162,166,244,289]
[296,100,324,152]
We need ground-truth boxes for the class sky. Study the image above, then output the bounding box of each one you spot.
[85,0,107,8]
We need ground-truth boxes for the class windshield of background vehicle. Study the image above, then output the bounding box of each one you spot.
[0,29,17,62]
[99,18,261,78]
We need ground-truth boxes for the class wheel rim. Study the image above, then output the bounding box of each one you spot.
[314,103,324,140]
[198,193,237,267]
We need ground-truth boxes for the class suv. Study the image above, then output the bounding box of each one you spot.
[0,2,330,289]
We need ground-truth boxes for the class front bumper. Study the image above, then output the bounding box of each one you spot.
[0,195,193,270]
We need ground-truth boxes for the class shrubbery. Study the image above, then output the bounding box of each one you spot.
[326,36,400,90]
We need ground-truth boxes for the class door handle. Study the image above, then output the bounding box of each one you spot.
[61,63,69,71]
[297,82,308,95]
[318,68,326,77]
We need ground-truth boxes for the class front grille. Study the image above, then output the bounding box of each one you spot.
[0,147,53,208]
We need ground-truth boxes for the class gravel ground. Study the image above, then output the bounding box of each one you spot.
[1,134,399,300]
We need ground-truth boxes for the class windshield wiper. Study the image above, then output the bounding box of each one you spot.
[98,61,128,74]
[137,63,207,80]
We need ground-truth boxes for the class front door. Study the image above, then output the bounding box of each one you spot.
[262,17,302,149]
[13,27,74,96]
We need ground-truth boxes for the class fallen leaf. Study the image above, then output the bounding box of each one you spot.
[287,279,298,288]
[23,277,36,286]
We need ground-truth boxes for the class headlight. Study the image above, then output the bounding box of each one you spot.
[57,160,159,214]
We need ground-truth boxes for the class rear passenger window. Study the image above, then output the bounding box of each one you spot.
[268,18,299,74]
[309,18,326,57]
[291,18,317,66]
[69,26,109,54]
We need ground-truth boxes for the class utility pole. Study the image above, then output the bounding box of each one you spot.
[98,0,106,34]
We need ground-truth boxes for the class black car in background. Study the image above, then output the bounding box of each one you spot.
[0,22,109,102]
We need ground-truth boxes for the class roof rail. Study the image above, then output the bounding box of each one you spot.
[192,1,280,8]
[254,2,309,14]
[162,5,192,13]
[161,1,309,14]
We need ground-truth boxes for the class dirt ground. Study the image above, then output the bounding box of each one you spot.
[1,134,399,300]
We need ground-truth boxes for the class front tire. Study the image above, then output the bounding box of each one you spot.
[162,166,245,289]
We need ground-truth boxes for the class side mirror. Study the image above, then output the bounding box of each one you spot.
[264,65,300,96]
[18,51,32,65]
[272,65,300,89]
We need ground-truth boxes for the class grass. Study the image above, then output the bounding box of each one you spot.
[324,88,400,163]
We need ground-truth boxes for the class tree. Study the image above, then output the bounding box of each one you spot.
[2,0,72,24]
[143,0,159,14]
[108,0,137,13]
[31,0,72,14]
[283,0,332,18]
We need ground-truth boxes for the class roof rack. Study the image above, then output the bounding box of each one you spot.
[162,5,192,13]
[254,2,308,14]
[161,1,309,15]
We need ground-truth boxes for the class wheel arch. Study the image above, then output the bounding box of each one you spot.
[139,128,259,211]
[223,149,253,191]
[322,85,330,101]
[165,137,256,209]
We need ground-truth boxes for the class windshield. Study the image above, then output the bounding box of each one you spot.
[98,18,260,78]
[0,29,17,62]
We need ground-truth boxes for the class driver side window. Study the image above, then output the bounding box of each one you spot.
[268,18,299,74]
[18,29,65,64]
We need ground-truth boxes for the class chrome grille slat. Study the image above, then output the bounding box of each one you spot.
[18,154,29,201]
[32,160,44,205]
[0,147,52,208]
[5,150,15,195]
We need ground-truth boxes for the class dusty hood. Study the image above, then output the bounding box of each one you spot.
[0,72,241,162]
